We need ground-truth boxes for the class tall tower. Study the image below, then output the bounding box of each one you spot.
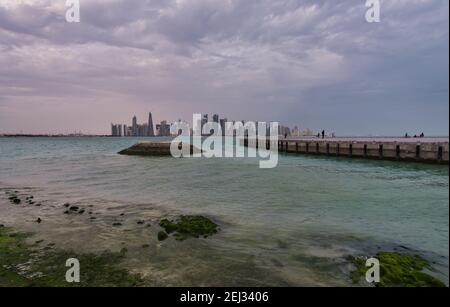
[147,112,155,137]
[132,116,138,136]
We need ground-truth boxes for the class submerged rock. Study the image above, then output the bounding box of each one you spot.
[348,252,446,287]
[157,231,168,241]
[118,141,201,157]
[158,215,219,241]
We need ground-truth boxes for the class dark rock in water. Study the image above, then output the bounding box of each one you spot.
[118,141,201,157]
[112,222,122,227]
[64,203,70,208]
[69,206,79,211]
[120,213,125,216]
[12,198,21,204]
[137,220,145,225]
[348,252,446,287]
[35,204,42,207]
[159,215,219,241]
[157,231,168,241]
[90,217,97,220]
[78,209,85,214]
[0,224,4,228]
[142,244,150,248]
[64,210,69,214]
[36,218,42,224]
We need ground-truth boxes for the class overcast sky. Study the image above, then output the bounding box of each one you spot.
[0,0,448,135]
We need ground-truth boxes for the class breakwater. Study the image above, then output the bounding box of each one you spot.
[242,137,449,164]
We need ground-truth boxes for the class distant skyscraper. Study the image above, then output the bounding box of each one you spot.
[220,118,227,136]
[132,116,138,136]
[213,114,219,123]
[147,112,155,137]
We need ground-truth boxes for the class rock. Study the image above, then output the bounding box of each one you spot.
[64,210,70,214]
[36,218,42,224]
[69,206,79,211]
[112,222,122,227]
[142,244,150,248]
[12,198,21,204]
[159,215,219,241]
[0,224,4,228]
[35,204,42,207]
[157,231,168,241]
[78,209,85,214]
[137,220,145,225]
[64,203,70,208]
[348,252,446,287]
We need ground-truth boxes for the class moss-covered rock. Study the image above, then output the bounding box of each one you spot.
[158,215,219,241]
[0,227,145,287]
[348,252,446,287]
[157,231,168,241]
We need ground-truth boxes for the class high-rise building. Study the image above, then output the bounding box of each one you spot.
[201,114,208,130]
[156,120,171,136]
[147,112,154,137]
[132,116,138,136]
[220,118,227,136]
[213,114,219,123]
[111,124,117,136]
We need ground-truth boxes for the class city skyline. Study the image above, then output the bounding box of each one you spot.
[0,1,448,136]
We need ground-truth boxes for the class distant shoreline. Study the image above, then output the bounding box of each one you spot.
[1,134,449,141]
[0,135,168,138]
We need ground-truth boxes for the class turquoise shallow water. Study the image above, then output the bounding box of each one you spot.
[0,137,448,286]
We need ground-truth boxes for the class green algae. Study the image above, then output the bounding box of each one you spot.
[0,227,145,287]
[159,215,219,241]
[348,252,446,287]
[157,231,168,241]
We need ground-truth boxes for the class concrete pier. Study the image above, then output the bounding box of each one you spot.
[243,137,449,164]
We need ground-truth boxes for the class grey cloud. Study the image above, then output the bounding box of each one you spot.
[0,0,448,135]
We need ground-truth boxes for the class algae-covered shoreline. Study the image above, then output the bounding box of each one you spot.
[0,187,448,287]
[0,226,146,287]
